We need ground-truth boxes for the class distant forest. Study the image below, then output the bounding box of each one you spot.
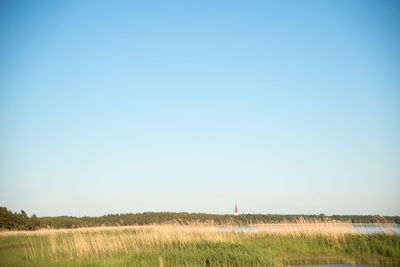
[1,206,399,231]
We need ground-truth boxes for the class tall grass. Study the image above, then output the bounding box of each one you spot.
[1,220,399,266]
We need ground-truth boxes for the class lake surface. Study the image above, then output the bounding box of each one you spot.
[353,225,400,233]
[219,225,400,234]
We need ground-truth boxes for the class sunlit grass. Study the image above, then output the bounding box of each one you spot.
[1,220,399,266]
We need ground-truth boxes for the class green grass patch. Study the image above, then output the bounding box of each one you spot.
[0,228,399,267]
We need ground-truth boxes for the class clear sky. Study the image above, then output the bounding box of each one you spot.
[1,0,399,217]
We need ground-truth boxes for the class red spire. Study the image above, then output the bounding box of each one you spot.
[235,203,238,214]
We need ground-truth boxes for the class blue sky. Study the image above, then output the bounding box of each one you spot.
[1,0,399,216]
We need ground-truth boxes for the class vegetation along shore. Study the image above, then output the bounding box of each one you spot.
[1,207,399,266]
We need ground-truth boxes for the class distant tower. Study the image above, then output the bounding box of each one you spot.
[234,203,238,216]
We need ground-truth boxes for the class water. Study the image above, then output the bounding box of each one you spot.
[353,225,400,233]
[218,225,400,234]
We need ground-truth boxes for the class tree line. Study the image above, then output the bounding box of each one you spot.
[1,206,399,230]
[0,207,41,230]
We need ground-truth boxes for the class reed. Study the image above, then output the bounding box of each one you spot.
[0,220,399,266]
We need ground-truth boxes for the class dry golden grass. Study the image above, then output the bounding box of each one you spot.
[1,219,399,267]
[16,224,241,261]
[0,217,396,237]
[1,219,397,262]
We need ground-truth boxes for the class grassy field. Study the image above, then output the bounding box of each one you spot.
[0,222,399,267]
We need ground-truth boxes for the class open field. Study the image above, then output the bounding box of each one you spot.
[1,222,400,267]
